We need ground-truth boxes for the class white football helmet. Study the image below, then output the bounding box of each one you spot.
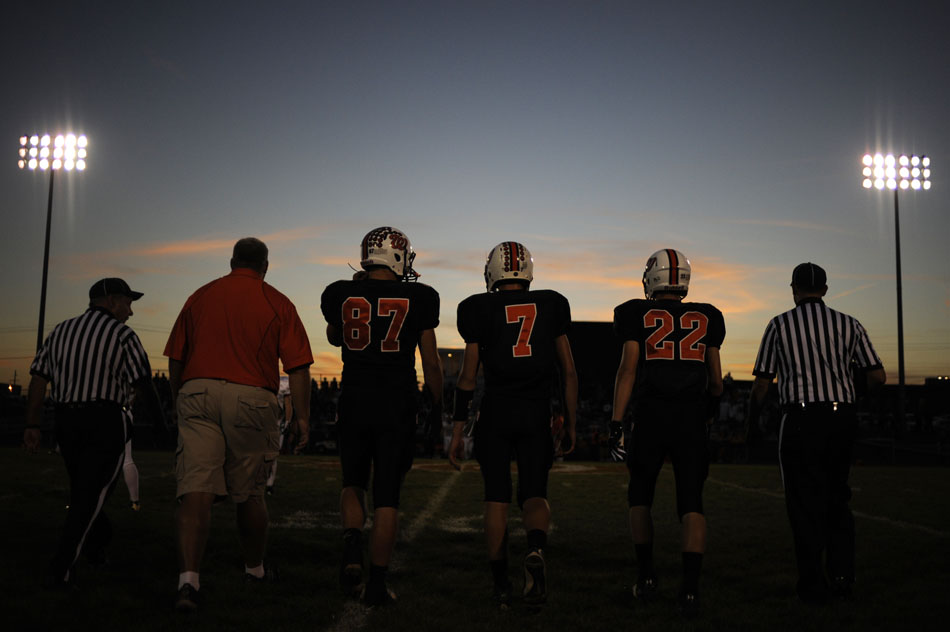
[642,248,690,298]
[360,226,418,280]
[484,241,533,291]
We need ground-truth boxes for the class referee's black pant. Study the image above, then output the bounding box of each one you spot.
[778,402,856,599]
[48,402,128,584]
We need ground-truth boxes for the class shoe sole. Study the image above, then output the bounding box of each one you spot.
[523,556,546,606]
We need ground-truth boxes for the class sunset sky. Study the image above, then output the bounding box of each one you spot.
[3,1,948,387]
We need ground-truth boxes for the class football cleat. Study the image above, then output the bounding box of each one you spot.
[642,249,690,299]
[359,227,418,281]
[244,561,280,583]
[340,530,364,598]
[522,548,547,606]
[484,242,533,291]
[492,581,513,611]
[678,590,701,618]
[607,421,626,462]
[361,583,397,607]
[632,576,658,602]
[175,583,200,613]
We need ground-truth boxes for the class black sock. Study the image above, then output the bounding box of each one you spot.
[682,552,703,594]
[635,542,655,579]
[368,564,388,589]
[342,528,362,563]
[527,529,547,551]
[490,558,509,587]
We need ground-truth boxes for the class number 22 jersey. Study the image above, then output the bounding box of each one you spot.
[321,279,440,390]
[613,298,725,401]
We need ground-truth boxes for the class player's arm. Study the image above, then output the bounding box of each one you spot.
[554,334,578,456]
[608,340,639,461]
[704,346,724,423]
[23,374,49,454]
[748,375,773,424]
[418,328,443,406]
[326,324,342,347]
[612,340,639,424]
[287,365,312,453]
[449,342,479,470]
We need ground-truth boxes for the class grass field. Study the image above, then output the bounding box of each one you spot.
[3,447,948,631]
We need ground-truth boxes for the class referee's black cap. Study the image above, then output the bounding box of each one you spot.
[89,278,144,301]
[791,262,827,290]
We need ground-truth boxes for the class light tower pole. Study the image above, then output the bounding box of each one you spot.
[18,133,88,350]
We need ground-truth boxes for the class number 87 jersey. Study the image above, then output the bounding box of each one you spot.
[613,298,725,401]
[457,289,571,400]
[321,278,440,388]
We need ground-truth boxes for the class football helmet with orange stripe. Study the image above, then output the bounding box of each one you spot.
[360,227,418,280]
[643,248,690,298]
[484,241,533,291]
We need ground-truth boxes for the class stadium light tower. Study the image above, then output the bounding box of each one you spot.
[861,152,931,425]
[17,133,89,351]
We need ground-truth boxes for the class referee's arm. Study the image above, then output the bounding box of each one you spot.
[748,375,772,426]
[23,374,49,454]
[865,367,886,391]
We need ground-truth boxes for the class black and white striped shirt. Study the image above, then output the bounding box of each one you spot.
[30,306,151,406]
[753,298,882,405]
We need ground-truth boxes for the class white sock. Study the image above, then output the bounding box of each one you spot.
[266,461,277,487]
[245,563,265,578]
[179,571,200,590]
[124,461,140,503]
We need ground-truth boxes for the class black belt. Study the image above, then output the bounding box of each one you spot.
[782,402,854,414]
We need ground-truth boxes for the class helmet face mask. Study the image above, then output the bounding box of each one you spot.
[360,227,418,281]
[642,248,690,298]
[484,241,533,291]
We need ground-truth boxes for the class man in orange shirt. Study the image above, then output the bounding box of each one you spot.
[164,237,313,613]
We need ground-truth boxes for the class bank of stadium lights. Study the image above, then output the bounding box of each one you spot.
[18,133,88,171]
[862,153,931,191]
[17,133,88,351]
[860,150,932,438]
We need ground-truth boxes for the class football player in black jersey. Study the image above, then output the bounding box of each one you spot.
[321,227,443,606]
[610,249,724,617]
[450,242,577,610]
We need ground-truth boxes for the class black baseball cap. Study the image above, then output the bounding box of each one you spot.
[89,278,144,301]
[791,263,827,290]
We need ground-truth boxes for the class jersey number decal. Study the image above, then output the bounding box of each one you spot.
[342,297,409,352]
[643,309,708,361]
[505,303,537,357]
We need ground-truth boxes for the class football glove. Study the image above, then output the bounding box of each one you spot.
[607,420,626,462]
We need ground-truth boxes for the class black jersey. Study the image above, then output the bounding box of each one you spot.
[457,289,571,401]
[321,279,440,389]
[613,298,725,401]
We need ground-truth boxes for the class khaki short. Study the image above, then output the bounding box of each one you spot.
[175,379,280,502]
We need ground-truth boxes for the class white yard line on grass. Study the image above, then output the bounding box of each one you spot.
[326,469,461,632]
[708,477,950,538]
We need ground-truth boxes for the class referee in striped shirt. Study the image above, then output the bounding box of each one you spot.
[749,262,885,604]
[23,278,162,589]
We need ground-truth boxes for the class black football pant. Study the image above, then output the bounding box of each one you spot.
[778,403,856,597]
[48,402,127,583]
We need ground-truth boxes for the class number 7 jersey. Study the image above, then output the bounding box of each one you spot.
[613,298,725,401]
[321,279,440,389]
[457,289,571,400]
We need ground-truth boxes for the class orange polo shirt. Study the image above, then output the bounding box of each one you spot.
[164,268,313,392]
